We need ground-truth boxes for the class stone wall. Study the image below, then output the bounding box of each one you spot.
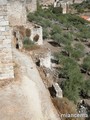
[0,5,14,80]
[7,0,26,26]
[12,23,43,49]
[40,51,51,69]
[7,0,37,26]
[26,0,37,13]
[30,25,43,45]
[61,1,70,14]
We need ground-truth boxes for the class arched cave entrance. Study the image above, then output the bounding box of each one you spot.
[33,34,39,42]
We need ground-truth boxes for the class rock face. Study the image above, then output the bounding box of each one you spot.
[0,4,14,80]
[40,51,51,68]
[53,83,63,98]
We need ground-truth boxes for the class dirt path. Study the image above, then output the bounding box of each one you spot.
[0,48,60,120]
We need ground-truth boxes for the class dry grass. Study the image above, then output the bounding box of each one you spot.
[24,44,40,51]
[52,97,84,120]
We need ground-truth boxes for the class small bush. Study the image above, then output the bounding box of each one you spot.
[23,37,35,50]
[82,56,90,71]
[51,33,72,45]
[43,28,49,39]
[71,49,84,60]
[82,79,90,98]
[52,6,62,14]
[51,25,62,35]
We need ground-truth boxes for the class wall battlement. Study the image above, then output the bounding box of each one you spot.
[0,4,14,80]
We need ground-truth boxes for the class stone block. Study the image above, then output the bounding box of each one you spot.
[0,16,3,19]
[0,27,6,31]
[0,21,9,26]
[0,4,14,80]
[2,31,10,36]
[0,0,7,5]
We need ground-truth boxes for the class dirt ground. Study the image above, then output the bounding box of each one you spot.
[0,48,60,120]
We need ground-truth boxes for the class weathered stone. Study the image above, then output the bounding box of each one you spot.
[0,27,6,31]
[0,16,3,19]
[7,0,37,26]
[0,4,14,80]
[52,83,63,98]
[0,21,9,26]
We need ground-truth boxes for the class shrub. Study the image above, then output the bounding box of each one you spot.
[74,43,85,51]
[23,37,35,50]
[52,6,62,14]
[27,13,37,22]
[51,33,72,45]
[82,56,90,71]
[39,19,52,27]
[51,24,62,35]
[71,49,84,60]
[58,57,84,103]
[43,28,49,39]
[82,80,90,98]
[73,0,90,13]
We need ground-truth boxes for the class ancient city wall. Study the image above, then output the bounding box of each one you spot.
[7,0,26,26]
[7,0,37,26]
[0,4,14,80]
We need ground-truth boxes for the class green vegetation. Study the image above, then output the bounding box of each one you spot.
[27,6,89,43]
[59,56,84,103]
[82,56,90,71]
[27,5,90,103]
[23,37,35,50]
[73,0,90,13]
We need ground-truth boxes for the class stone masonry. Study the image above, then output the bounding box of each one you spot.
[0,4,14,80]
[7,0,37,26]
